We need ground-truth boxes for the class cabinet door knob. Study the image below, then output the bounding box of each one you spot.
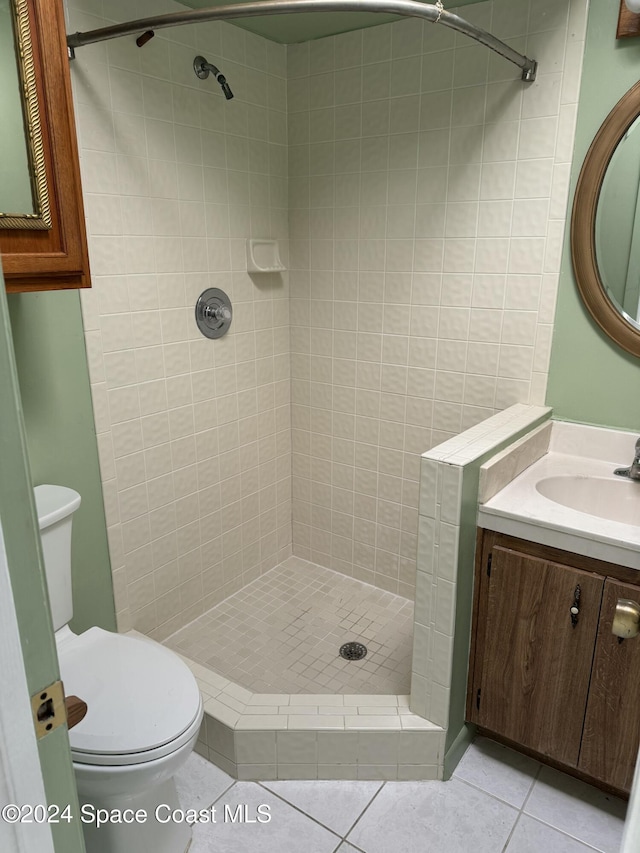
[570,585,581,627]
[612,599,640,639]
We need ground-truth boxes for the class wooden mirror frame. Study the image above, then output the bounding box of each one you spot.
[1,0,90,292]
[572,79,640,358]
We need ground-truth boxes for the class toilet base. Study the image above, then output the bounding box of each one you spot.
[80,777,192,853]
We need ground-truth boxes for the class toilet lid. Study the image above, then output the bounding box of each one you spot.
[57,628,201,757]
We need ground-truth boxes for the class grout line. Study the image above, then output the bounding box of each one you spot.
[341,779,388,846]
[510,813,609,853]
[451,773,533,810]
[520,759,544,814]
[454,776,521,814]
[185,754,238,812]
[500,809,525,852]
[338,780,385,839]
[254,781,344,841]
[205,777,239,812]
[339,839,368,853]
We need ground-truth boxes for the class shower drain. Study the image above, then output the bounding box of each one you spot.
[339,641,368,661]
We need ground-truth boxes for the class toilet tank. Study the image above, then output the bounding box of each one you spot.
[34,485,81,632]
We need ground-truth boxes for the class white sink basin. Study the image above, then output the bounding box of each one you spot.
[478,422,640,571]
[536,475,640,526]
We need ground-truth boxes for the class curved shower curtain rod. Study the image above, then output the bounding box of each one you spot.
[66,0,537,81]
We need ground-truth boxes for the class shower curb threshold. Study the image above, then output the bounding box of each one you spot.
[129,631,444,781]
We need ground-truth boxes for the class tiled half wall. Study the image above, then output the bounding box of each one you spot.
[411,403,552,774]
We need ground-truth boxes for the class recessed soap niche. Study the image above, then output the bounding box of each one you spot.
[246,239,285,273]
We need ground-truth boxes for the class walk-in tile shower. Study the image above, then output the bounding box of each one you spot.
[68,0,586,761]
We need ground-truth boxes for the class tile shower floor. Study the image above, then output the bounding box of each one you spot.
[165,557,414,694]
[175,737,627,853]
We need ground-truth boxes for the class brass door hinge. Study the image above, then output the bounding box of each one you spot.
[31,680,65,739]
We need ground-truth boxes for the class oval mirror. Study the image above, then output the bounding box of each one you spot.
[572,80,640,357]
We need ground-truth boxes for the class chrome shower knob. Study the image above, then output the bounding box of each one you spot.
[195,288,232,339]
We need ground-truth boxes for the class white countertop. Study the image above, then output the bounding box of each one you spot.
[478,422,640,570]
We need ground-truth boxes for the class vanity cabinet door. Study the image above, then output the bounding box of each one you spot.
[579,578,640,792]
[472,545,604,766]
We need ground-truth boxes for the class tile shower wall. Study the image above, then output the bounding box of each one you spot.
[287,0,586,597]
[67,0,291,638]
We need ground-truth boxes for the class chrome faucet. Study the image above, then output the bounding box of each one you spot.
[614,438,640,480]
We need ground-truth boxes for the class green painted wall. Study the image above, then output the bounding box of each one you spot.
[0,272,85,853]
[546,0,640,430]
[8,290,116,634]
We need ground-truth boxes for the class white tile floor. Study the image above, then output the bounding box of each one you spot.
[165,557,414,694]
[175,737,627,853]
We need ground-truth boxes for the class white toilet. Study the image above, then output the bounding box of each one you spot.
[35,484,204,853]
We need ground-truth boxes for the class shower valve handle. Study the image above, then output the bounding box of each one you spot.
[204,304,231,323]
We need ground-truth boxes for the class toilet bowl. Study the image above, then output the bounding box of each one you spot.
[35,485,204,853]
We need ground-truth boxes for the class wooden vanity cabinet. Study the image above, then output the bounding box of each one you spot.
[1,0,90,293]
[580,577,640,791]
[467,530,640,795]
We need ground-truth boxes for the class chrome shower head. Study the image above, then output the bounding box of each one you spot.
[193,55,234,100]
